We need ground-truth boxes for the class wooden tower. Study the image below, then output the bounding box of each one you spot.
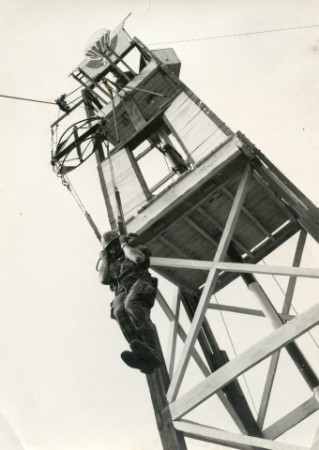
[51,20,319,450]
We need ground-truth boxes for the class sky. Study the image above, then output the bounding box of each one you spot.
[1,1,319,449]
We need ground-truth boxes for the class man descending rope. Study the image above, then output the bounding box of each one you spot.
[98,231,163,374]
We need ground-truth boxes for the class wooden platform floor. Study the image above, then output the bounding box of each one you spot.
[127,133,316,294]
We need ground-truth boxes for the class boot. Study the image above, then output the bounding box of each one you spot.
[121,350,154,374]
[130,340,163,370]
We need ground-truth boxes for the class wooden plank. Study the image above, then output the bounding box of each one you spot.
[150,172,176,194]
[159,236,190,259]
[164,91,228,161]
[135,143,153,160]
[207,303,295,320]
[122,95,147,131]
[263,396,319,440]
[257,231,308,427]
[127,135,243,234]
[150,257,319,279]
[197,205,253,257]
[167,166,252,402]
[253,170,297,224]
[156,290,251,432]
[168,302,319,420]
[173,420,308,450]
[257,352,281,428]
[253,163,319,244]
[191,131,227,162]
[163,118,196,165]
[222,187,275,242]
[282,230,307,315]
[184,217,219,247]
[134,37,234,137]
[167,289,181,379]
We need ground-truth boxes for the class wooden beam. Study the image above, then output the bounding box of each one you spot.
[150,172,176,193]
[156,290,210,376]
[184,216,219,246]
[263,396,319,440]
[221,186,276,242]
[167,166,252,402]
[159,236,190,259]
[135,143,153,160]
[168,301,319,420]
[127,135,243,234]
[257,230,307,427]
[253,170,297,224]
[253,160,319,244]
[167,288,181,379]
[150,257,319,279]
[257,352,281,428]
[173,420,308,450]
[207,303,295,320]
[197,205,253,257]
[282,230,307,316]
[151,256,319,278]
[156,290,248,432]
[180,291,261,437]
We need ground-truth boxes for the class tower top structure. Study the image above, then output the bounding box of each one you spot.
[51,19,319,450]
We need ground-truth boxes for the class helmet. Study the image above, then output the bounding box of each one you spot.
[101,231,119,249]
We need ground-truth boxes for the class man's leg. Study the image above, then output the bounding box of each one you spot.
[111,292,140,344]
[125,280,163,368]
[112,291,155,372]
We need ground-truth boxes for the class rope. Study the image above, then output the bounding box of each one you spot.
[148,23,319,46]
[213,294,258,415]
[61,174,101,241]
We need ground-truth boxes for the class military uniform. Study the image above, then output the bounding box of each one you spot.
[108,245,159,352]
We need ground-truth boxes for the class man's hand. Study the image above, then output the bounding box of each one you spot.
[123,245,145,264]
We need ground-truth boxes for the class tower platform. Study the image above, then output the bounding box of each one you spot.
[126,132,318,295]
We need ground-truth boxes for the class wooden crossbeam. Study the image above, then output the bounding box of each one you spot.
[197,205,253,257]
[159,236,190,259]
[173,420,308,450]
[207,303,295,320]
[156,290,210,376]
[253,170,297,224]
[185,216,219,247]
[282,230,307,315]
[167,288,181,378]
[156,290,248,432]
[257,230,308,428]
[168,301,319,420]
[221,186,276,242]
[263,396,319,440]
[150,257,319,279]
[257,352,281,428]
[167,166,252,402]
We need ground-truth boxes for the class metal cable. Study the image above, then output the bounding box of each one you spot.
[148,24,319,46]
[261,259,319,351]
[213,294,258,415]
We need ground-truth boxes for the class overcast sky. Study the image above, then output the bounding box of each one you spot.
[1,1,319,449]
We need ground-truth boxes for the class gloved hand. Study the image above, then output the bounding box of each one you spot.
[119,233,139,247]
[123,245,145,264]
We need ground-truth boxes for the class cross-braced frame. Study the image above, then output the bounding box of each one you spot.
[146,161,319,450]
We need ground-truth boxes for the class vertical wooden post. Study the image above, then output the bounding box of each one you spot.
[146,329,187,450]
